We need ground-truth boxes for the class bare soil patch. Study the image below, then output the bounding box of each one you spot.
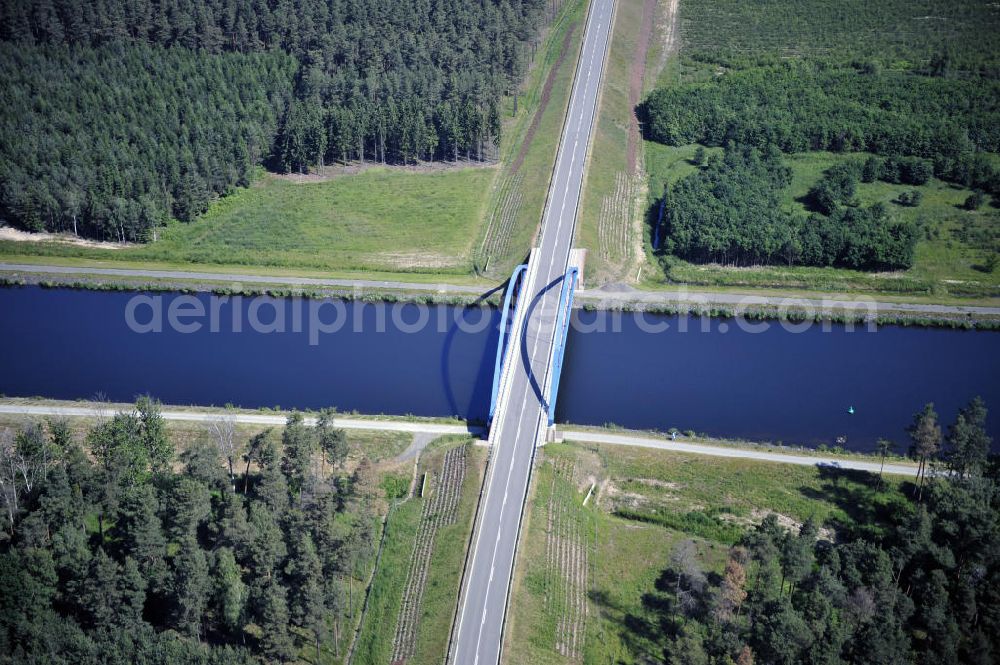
[749,509,836,541]
[373,251,465,270]
[655,0,681,76]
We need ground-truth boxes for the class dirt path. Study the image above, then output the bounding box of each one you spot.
[272,159,491,184]
[562,430,920,477]
[510,24,578,176]
[656,0,681,75]
[3,262,997,315]
[627,0,660,174]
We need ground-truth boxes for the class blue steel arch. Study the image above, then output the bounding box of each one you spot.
[488,263,528,423]
[547,266,578,426]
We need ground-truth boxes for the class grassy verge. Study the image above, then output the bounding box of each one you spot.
[575,0,648,284]
[643,142,1000,300]
[352,439,484,665]
[475,0,590,279]
[505,441,910,664]
[411,442,486,664]
[0,274,501,311]
[558,423,919,465]
[577,0,681,287]
[503,452,575,665]
[351,497,425,664]
[0,252,493,286]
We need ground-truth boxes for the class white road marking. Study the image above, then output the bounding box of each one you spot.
[453,2,615,662]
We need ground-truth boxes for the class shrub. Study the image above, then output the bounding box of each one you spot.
[898,190,923,207]
[963,191,986,210]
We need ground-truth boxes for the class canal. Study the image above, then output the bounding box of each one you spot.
[1,287,997,451]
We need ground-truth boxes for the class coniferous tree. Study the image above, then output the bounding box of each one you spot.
[909,403,942,500]
[0,0,551,236]
[318,409,348,475]
[110,483,167,590]
[212,547,246,638]
[256,578,294,662]
[281,412,316,498]
[946,397,991,479]
[79,548,121,630]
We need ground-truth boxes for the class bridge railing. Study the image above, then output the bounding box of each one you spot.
[488,262,528,424]
[546,266,579,426]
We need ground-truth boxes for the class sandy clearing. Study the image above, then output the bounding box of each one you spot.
[0,226,129,249]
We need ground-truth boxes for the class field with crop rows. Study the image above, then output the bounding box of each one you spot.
[390,445,468,662]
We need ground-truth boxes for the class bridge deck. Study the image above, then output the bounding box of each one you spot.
[449,1,616,662]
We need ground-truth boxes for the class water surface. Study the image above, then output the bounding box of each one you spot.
[1,287,997,452]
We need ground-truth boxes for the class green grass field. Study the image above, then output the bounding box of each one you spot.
[505,441,909,664]
[644,142,1000,299]
[150,169,494,274]
[410,442,486,664]
[0,167,494,276]
[351,496,424,665]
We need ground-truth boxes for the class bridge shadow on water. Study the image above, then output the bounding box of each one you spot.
[440,284,504,422]
[517,274,565,409]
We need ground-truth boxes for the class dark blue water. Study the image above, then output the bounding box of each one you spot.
[0,288,499,420]
[1,287,998,451]
[558,310,1000,449]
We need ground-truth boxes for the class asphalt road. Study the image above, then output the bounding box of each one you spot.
[449,1,616,663]
[0,262,485,294]
[0,403,480,436]
[5,262,998,316]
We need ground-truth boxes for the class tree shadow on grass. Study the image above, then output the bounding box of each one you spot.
[588,563,721,663]
[799,465,915,541]
[588,587,671,664]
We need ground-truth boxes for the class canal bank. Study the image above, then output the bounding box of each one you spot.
[0,399,918,476]
[2,262,1000,329]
